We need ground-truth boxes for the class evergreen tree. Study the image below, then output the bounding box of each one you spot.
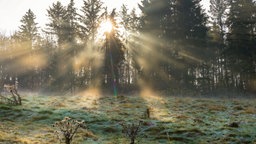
[45,1,78,92]
[79,0,103,42]
[66,0,79,93]
[226,0,256,91]
[171,0,208,48]
[169,0,209,90]
[78,0,103,87]
[138,0,172,89]
[0,34,10,88]
[45,1,66,91]
[103,9,125,94]
[119,5,130,86]
[139,0,170,35]
[18,9,39,50]
[38,34,57,90]
[66,0,78,43]
[138,0,209,91]
[208,0,229,92]
[119,6,141,88]
[17,9,40,89]
[46,1,67,48]
[209,0,228,46]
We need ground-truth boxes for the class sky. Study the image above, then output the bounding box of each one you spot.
[0,0,210,36]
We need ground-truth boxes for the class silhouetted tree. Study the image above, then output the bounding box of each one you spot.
[138,0,172,89]
[46,1,68,48]
[119,6,142,91]
[226,0,256,92]
[208,0,229,93]
[45,1,78,92]
[78,0,104,88]
[169,0,209,92]
[18,9,39,50]
[103,9,125,95]
[16,9,40,89]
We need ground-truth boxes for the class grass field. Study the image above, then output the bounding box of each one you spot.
[0,89,256,144]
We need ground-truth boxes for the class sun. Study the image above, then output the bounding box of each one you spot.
[96,19,114,41]
[96,18,127,41]
[99,19,113,34]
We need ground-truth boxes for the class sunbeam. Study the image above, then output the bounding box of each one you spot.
[139,82,174,122]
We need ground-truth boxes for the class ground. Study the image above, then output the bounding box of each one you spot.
[0,89,256,144]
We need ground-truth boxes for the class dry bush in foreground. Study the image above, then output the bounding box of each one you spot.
[53,117,86,144]
[120,121,143,144]
[0,84,21,105]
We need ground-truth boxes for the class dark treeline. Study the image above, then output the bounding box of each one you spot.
[0,0,255,96]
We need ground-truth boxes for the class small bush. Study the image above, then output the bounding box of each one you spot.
[0,84,22,105]
[119,121,143,144]
[52,117,86,144]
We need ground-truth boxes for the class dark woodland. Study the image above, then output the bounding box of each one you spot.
[0,0,256,143]
[0,0,255,96]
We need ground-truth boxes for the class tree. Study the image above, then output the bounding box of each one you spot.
[78,0,104,87]
[226,0,256,92]
[0,34,9,88]
[209,0,228,46]
[168,0,209,91]
[208,0,229,92]
[138,0,172,89]
[66,0,79,94]
[118,6,142,90]
[16,9,40,89]
[139,0,171,36]
[103,9,125,95]
[45,1,78,92]
[18,9,39,50]
[171,0,208,48]
[79,0,103,42]
[66,0,78,43]
[46,1,67,48]
[138,0,209,91]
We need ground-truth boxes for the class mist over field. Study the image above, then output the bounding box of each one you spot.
[0,0,256,143]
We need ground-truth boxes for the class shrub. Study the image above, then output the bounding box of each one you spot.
[52,117,86,144]
[119,121,143,144]
[0,84,22,105]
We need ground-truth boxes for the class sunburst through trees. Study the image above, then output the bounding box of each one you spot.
[0,0,256,95]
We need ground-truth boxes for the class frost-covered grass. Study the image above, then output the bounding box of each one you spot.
[0,90,255,144]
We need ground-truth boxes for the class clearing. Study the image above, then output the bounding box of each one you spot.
[0,89,256,144]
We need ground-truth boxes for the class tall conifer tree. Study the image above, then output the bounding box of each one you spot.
[226,0,256,91]
[103,9,125,94]
[78,0,103,87]
[18,9,39,50]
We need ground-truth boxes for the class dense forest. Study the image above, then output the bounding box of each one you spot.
[0,0,255,96]
[0,1,256,143]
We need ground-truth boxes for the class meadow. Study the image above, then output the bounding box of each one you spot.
[0,89,256,144]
